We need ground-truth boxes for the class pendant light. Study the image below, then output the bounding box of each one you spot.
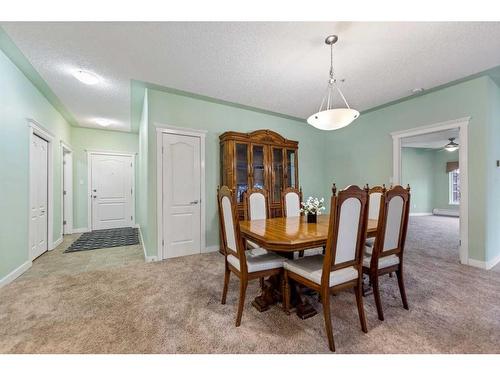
[444,137,459,152]
[307,35,359,130]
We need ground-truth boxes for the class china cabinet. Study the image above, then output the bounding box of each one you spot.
[219,129,299,218]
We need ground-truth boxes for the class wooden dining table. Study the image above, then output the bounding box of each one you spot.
[239,214,378,319]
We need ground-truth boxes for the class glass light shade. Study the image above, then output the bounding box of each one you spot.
[445,145,459,152]
[307,108,360,130]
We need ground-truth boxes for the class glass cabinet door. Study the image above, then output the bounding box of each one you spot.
[251,145,265,189]
[286,149,297,188]
[235,143,248,203]
[272,147,284,203]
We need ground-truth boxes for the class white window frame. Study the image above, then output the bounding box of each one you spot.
[449,169,460,205]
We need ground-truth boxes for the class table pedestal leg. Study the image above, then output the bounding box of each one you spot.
[252,275,281,312]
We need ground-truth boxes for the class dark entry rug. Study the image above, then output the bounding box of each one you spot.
[65,227,139,253]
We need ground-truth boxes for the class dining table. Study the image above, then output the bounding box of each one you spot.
[239,214,378,319]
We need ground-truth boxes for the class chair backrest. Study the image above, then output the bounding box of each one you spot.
[243,188,270,221]
[368,185,385,221]
[217,186,247,272]
[282,187,302,217]
[370,185,411,266]
[322,185,369,286]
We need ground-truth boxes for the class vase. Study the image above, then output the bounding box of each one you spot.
[307,213,317,223]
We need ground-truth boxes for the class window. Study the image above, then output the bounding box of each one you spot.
[449,169,460,205]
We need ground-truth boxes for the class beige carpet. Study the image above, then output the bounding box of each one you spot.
[0,217,499,353]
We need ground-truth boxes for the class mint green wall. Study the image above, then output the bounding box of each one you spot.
[486,79,500,264]
[432,149,459,211]
[0,49,72,279]
[402,148,459,214]
[401,148,435,213]
[70,127,139,230]
[141,88,330,256]
[324,76,491,262]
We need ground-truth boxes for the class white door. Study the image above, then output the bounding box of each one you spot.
[91,154,134,230]
[63,151,73,234]
[30,134,49,260]
[162,133,201,259]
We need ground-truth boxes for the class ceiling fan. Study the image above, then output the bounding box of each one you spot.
[443,137,459,152]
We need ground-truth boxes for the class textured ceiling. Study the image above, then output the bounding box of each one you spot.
[402,128,459,149]
[3,22,500,132]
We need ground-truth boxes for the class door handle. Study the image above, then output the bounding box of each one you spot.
[93,195,97,199]
[190,200,199,204]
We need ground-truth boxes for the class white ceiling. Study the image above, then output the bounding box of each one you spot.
[402,128,459,149]
[3,22,500,132]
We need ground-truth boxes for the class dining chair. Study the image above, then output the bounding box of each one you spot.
[362,185,411,321]
[281,187,303,218]
[283,184,369,352]
[218,186,285,327]
[365,185,386,247]
[243,188,271,254]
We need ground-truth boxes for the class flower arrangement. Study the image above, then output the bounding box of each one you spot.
[300,196,326,216]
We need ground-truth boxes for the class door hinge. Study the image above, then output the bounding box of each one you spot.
[63,190,67,195]
[63,220,67,225]
[131,162,133,167]
[131,188,133,195]
[162,239,164,247]
[131,216,133,220]
[162,146,164,154]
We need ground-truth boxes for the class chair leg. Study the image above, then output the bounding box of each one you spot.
[283,271,291,314]
[396,268,409,310]
[235,279,248,327]
[371,274,384,321]
[354,283,368,333]
[259,277,264,291]
[321,290,335,352]
[221,266,230,305]
[298,250,304,258]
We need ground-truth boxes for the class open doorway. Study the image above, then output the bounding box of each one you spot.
[391,117,469,265]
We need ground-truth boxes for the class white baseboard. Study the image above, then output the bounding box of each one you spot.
[138,227,158,262]
[486,253,500,270]
[467,258,486,269]
[203,245,220,254]
[50,237,63,250]
[410,212,432,217]
[467,256,500,270]
[0,260,32,288]
[72,227,89,233]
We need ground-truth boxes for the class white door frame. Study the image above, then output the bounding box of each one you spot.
[28,119,55,253]
[156,124,206,260]
[86,151,136,231]
[391,116,470,265]
[61,141,73,235]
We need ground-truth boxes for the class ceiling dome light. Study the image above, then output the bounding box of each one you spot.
[72,69,100,85]
[95,118,112,127]
[307,35,359,131]
[444,137,459,152]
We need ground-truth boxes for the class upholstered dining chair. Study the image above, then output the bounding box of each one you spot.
[281,187,303,218]
[365,185,386,247]
[362,185,411,321]
[283,185,369,352]
[243,188,271,253]
[218,186,285,327]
